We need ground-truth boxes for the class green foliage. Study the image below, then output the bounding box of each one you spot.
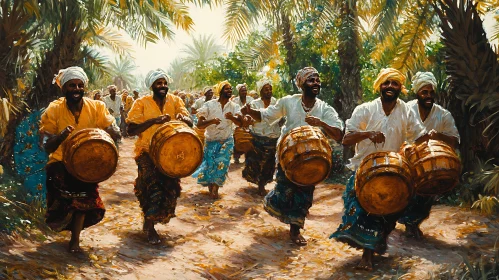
[0,167,47,236]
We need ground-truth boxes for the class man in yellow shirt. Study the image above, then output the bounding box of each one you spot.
[39,66,120,253]
[126,69,192,244]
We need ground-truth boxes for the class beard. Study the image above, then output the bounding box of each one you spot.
[417,95,434,109]
[65,89,85,103]
[381,87,401,102]
[303,84,320,97]
[152,86,168,97]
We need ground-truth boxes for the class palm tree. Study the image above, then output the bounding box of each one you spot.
[181,34,225,70]
[109,58,138,90]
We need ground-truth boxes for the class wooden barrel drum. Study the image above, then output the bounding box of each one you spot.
[150,121,203,178]
[63,128,118,183]
[355,152,414,216]
[278,125,332,186]
[234,127,254,153]
[402,140,461,196]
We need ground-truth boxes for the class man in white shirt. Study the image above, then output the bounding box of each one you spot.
[103,85,123,126]
[330,68,427,271]
[192,81,243,199]
[242,67,344,246]
[241,79,281,196]
[398,72,460,239]
[191,86,214,115]
[232,83,254,163]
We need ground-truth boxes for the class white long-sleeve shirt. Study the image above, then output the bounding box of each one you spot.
[346,97,426,170]
[197,99,241,141]
[249,97,280,138]
[406,100,460,142]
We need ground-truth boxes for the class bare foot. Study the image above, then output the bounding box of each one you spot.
[208,185,213,195]
[290,224,307,246]
[147,228,161,245]
[211,185,219,199]
[405,224,424,240]
[356,249,373,271]
[68,239,82,253]
[257,185,267,196]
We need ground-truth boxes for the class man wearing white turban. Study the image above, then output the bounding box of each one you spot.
[103,85,123,127]
[126,68,192,244]
[232,83,253,163]
[398,71,460,239]
[330,68,428,271]
[40,66,121,253]
[241,78,281,196]
[241,67,344,246]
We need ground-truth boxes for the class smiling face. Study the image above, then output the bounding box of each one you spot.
[205,89,214,100]
[151,78,169,98]
[416,84,435,110]
[380,79,402,102]
[302,73,321,97]
[220,84,233,99]
[260,84,273,100]
[63,79,85,104]
[239,86,247,98]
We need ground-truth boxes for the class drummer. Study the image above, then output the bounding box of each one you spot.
[242,67,343,246]
[241,78,281,196]
[330,68,427,270]
[192,81,244,199]
[39,66,121,253]
[126,68,192,244]
[398,72,460,239]
[232,83,254,163]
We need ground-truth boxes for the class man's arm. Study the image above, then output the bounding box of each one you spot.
[197,116,221,129]
[127,115,171,136]
[342,131,385,146]
[304,116,343,142]
[225,112,243,127]
[42,126,74,153]
[241,104,262,122]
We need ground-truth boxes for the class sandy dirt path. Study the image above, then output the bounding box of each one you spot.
[2,137,498,279]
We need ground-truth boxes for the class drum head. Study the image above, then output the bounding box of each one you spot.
[157,132,203,177]
[357,174,410,215]
[287,157,330,186]
[71,140,118,183]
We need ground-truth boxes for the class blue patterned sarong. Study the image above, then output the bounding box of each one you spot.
[330,171,400,254]
[263,164,315,228]
[192,137,234,187]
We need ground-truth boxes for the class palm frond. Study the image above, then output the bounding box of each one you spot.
[83,26,133,57]
[222,0,262,45]
[240,33,278,71]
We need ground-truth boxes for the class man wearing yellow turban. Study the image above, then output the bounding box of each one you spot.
[330,68,428,270]
[40,66,121,253]
[192,81,244,199]
[241,67,344,246]
[126,68,192,244]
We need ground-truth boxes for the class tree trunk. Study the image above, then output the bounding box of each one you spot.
[280,11,297,92]
[27,2,83,110]
[335,0,363,163]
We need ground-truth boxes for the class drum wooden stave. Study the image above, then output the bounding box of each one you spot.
[402,140,461,196]
[193,126,205,144]
[63,128,118,183]
[150,121,203,178]
[278,125,332,186]
[355,151,414,216]
[234,127,254,153]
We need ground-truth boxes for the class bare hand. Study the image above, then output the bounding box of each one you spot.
[305,116,322,127]
[225,112,234,119]
[368,131,385,144]
[240,104,251,115]
[242,115,255,127]
[59,126,75,140]
[211,118,222,126]
[176,113,185,122]
[154,114,171,124]
[428,129,439,139]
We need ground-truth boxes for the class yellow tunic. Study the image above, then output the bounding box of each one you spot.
[124,96,134,113]
[126,94,189,158]
[39,97,116,164]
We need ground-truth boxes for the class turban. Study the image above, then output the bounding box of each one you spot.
[203,86,213,95]
[107,84,117,90]
[373,68,408,95]
[145,68,172,89]
[256,78,272,95]
[214,80,231,96]
[52,66,89,88]
[411,71,437,94]
[236,83,247,91]
[295,67,318,91]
